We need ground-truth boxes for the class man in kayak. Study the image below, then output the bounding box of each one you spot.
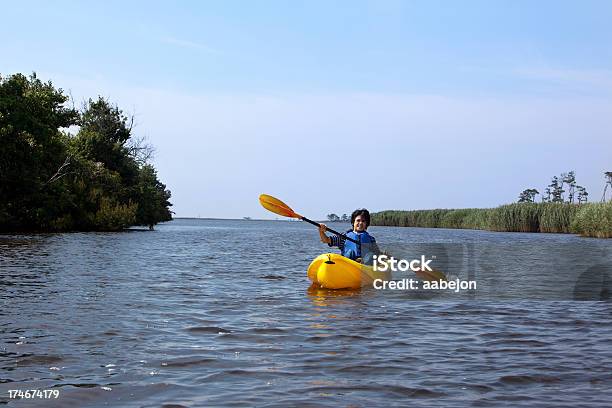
[319,209,379,264]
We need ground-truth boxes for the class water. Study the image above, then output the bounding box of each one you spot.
[1,219,611,407]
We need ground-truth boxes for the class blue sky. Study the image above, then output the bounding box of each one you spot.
[2,1,612,218]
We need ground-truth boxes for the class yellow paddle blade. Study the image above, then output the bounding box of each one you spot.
[259,194,302,219]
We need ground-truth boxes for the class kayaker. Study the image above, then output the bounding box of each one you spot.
[319,209,379,264]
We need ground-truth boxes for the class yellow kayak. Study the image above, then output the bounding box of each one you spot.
[307,253,391,289]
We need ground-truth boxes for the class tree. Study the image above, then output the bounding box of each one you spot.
[133,165,172,229]
[542,187,551,203]
[561,171,576,203]
[75,97,139,185]
[69,98,172,230]
[577,186,588,204]
[0,73,78,230]
[602,172,612,202]
[340,213,349,222]
[327,213,340,222]
[0,73,172,231]
[518,189,539,203]
[529,170,587,205]
[549,176,564,203]
[79,96,132,144]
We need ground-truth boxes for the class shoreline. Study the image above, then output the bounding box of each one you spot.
[371,202,612,239]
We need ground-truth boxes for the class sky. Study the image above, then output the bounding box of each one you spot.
[2,0,611,219]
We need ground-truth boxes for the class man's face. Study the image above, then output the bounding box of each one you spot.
[353,215,367,232]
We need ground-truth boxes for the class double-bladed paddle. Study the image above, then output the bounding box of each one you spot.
[258,194,360,245]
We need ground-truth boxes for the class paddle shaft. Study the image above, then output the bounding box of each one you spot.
[300,216,361,245]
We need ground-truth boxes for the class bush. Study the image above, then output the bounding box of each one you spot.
[93,198,137,231]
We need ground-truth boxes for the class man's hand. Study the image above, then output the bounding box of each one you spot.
[319,223,331,244]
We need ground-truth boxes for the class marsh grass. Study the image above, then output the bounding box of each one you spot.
[571,202,612,238]
[372,202,610,238]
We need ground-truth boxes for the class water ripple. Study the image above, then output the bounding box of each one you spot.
[1,219,611,407]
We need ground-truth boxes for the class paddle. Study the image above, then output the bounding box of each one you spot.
[259,194,446,282]
[258,194,360,245]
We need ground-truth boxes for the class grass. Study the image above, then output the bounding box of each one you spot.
[372,202,611,238]
[571,201,612,238]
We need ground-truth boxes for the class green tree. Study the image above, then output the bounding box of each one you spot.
[0,73,172,231]
[577,186,588,204]
[75,97,139,187]
[561,171,576,203]
[549,176,564,203]
[69,97,171,230]
[518,188,539,203]
[0,73,78,230]
[134,165,172,229]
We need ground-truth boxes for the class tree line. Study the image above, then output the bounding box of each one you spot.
[518,170,611,204]
[0,73,172,232]
[326,213,350,222]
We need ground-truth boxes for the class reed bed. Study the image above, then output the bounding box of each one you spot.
[570,202,612,238]
[372,202,611,238]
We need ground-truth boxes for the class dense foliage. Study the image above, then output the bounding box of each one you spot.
[0,73,172,231]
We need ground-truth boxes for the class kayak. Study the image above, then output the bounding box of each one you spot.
[307,253,391,289]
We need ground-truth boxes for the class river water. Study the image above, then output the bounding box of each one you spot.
[1,219,611,407]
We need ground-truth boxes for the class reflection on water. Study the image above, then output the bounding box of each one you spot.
[307,283,363,307]
[1,219,611,407]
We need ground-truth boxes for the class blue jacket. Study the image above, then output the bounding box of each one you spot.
[329,230,377,261]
